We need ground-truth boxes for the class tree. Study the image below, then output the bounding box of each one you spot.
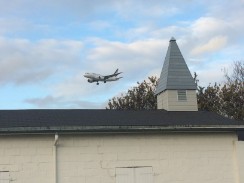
[220,80,244,120]
[220,61,244,120]
[224,61,244,84]
[107,76,158,110]
[193,72,221,112]
[197,61,244,120]
[197,83,221,114]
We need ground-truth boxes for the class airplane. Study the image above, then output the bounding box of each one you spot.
[84,69,123,85]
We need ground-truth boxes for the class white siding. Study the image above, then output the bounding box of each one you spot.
[157,90,198,111]
[177,90,187,101]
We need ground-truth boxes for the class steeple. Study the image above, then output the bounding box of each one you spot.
[156,37,198,111]
[155,37,197,94]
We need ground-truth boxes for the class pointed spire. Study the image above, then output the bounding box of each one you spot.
[155,37,197,95]
[170,37,176,42]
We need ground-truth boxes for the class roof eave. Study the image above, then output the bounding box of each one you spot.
[0,125,244,135]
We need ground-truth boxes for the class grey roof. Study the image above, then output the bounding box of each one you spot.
[0,109,243,134]
[155,37,197,95]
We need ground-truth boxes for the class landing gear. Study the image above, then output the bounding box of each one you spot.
[96,82,99,85]
[104,81,106,83]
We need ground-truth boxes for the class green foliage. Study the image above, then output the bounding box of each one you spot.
[220,80,244,120]
[107,76,158,110]
[197,84,221,113]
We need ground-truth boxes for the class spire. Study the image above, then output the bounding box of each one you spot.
[170,37,176,41]
[155,37,197,95]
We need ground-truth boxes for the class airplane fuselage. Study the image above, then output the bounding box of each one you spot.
[84,71,122,85]
[84,73,104,80]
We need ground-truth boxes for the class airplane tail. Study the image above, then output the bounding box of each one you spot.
[114,69,119,74]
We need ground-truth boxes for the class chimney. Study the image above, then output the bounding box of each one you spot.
[155,37,198,111]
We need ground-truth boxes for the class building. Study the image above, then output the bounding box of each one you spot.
[0,38,244,183]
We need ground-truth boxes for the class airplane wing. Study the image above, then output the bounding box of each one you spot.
[104,69,122,79]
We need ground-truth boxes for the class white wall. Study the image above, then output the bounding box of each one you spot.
[236,141,244,183]
[0,135,54,183]
[157,90,198,111]
[0,133,241,183]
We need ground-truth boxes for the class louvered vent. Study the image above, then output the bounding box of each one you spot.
[178,90,187,101]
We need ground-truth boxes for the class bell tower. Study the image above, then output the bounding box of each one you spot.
[155,37,198,111]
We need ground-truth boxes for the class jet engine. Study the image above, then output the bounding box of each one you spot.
[88,79,94,83]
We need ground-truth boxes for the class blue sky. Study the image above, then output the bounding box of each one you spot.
[0,0,244,109]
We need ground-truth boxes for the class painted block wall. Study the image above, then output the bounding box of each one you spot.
[57,133,238,183]
[0,135,54,183]
[236,141,244,183]
[0,133,240,183]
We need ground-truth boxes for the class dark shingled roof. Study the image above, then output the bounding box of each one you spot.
[0,109,243,134]
[155,37,197,95]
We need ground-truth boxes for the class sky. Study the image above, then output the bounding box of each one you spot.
[0,0,244,109]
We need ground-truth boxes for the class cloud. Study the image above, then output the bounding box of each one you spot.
[191,36,228,56]
[0,33,167,109]
[196,60,232,87]
[0,18,30,35]
[1,0,244,109]
[113,1,180,20]
[23,38,166,109]
[24,95,62,108]
[86,38,164,73]
[50,38,163,95]
[52,71,92,97]
[0,0,186,28]
[0,37,83,85]
[191,17,226,38]
[24,95,103,109]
